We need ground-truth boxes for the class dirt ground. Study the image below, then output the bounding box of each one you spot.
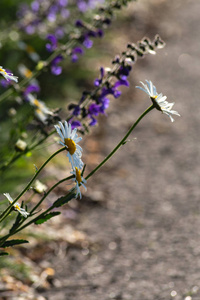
[2,0,200,299]
[42,1,200,299]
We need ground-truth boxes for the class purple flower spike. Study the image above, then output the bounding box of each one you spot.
[46,34,58,52]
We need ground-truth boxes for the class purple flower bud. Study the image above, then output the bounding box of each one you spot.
[94,67,104,86]
[97,29,104,37]
[25,24,35,35]
[72,105,81,116]
[71,47,84,62]
[51,55,63,75]
[31,1,40,12]
[75,20,84,27]
[58,0,68,7]
[46,34,58,52]
[83,37,93,49]
[61,8,70,19]
[55,27,65,39]
[114,79,129,88]
[89,116,97,126]
[88,103,100,116]
[77,2,87,12]
[70,120,82,129]
[24,84,40,96]
[51,65,62,76]
[113,90,121,98]
[99,97,110,113]
[0,79,11,88]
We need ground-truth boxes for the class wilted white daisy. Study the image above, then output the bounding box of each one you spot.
[136,80,180,122]
[55,121,84,170]
[0,66,18,83]
[27,93,53,123]
[71,167,87,199]
[3,193,29,218]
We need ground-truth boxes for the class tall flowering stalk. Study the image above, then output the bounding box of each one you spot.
[0,80,180,255]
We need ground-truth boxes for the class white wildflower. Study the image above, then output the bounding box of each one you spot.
[3,193,29,218]
[71,167,87,199]
[55,121,84,170]
[0,66,18,83]
[27,93,53,123]
[136,80,180,122]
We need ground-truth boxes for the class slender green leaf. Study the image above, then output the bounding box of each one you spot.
[1,239,29,248]
[52,193,75,208]
[0,251,9,256]
[35,212,61,224]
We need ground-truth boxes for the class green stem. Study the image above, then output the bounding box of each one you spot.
[0,175,73,246]
[0,147,66,222]
[30,175,73,214]
[86,105,154,181]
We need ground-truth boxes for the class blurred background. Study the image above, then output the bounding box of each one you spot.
[1,0,200,299]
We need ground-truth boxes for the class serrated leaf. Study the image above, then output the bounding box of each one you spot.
[52,192,75,208]
[1,239,29,248]
[0,251,9,256]
[35,211,61,225]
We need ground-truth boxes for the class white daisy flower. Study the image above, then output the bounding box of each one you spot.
[27,93,53,123]
[54,121,84,170]
[0,66,18,83]
[71,167,87,199]
[3,193,29,218]
[136,80,180,122]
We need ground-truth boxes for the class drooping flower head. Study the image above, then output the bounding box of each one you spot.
[55,121,84,170]
[27,93,53,123]
[71,167,87,199]
[3,193,29,218]
[0,66,18,83]
[136,80,180,122]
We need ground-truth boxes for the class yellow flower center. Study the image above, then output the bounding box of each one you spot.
[25,69,32,78]
[15,204,20,211]
[64,138,76,155]
[0,68,7,75]
[75,167,82,184]
[33,99,42,108]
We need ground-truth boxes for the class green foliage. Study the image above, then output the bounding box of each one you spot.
[52,192,76,208]
[0,251,9,256]
[1,239,29,248]
[34,211,61,224]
